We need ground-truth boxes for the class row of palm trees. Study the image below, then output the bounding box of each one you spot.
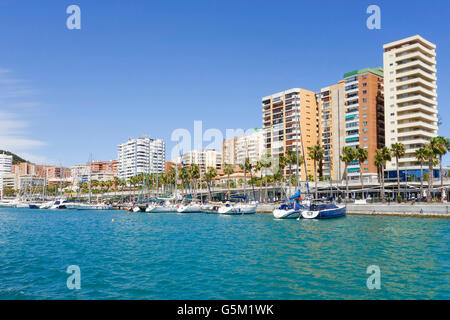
[70,136,449,203]
[338,136,450,203]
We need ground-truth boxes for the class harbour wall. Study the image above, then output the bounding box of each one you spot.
[256,203,450,218]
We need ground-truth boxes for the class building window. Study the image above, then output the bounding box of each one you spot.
[362,105,368,110]
[363,136,368,141]
[364,144,368,148]
[390,113,395,116]
[363,83,367,87]
[363,90,367,94]
[363,113,367,118]
[363,121,368,126]
[363,128,368,133]
[363,98,367,102]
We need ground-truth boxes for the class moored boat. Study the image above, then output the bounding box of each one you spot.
[177,202,202,213]
[300,203,346,219]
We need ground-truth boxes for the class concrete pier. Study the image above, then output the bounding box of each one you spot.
[347,203,450,218]
[255,203,450,218]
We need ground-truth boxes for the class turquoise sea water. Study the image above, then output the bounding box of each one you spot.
[0,208,448,300]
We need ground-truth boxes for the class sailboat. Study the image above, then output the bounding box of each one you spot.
[300,202,346,219]
[67,155,112,210]
[273,190,308,219]
[273,109,310,219]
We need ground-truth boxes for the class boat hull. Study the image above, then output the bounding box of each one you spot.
[273,209,300,219]
[301,205,346,219]
[177,205,202,213]
[145,206,174,213]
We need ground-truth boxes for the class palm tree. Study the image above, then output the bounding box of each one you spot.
[307,145,324,200]
[390,142,406,199]
[205,166,217,201]
[285,150,297,189]
[424,140,441,202]
[374,151,384,200]
[415,148,427,201]
[375,146,391,201]
[356,147,368,200]
[223,163,234,199]
[261,154,272,202]
[188,164,200,200]
[432,136,450,193]
[255,160,264,202]
[340,146,356,202]
[240,157,256,201]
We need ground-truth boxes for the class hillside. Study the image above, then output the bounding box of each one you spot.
[0,150,28,164]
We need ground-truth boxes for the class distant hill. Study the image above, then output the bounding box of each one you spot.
[0,150,28,164]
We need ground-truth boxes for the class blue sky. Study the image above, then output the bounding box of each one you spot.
[0,0,449,166]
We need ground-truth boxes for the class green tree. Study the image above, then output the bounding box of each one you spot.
[308,145,324,200]
[223,163,234,199]
[415,147,427,201]
[391,142,406,198]
[375,146,391,201]
[340,146,356,202]
[356,147,369,200]
[205,166,217,201]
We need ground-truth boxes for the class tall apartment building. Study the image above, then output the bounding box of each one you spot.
[317,82,346,180]
[180,149,222,173]
[222,130,264,166]
[343,68,385,181]
[118,137,166,180]
[0,153,13,195]
[262,88,318,180]
[383,35,438,170]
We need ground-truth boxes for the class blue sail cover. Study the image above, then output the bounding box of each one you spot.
[289,190,301,200]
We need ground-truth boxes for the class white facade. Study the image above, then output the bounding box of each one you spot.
[70,164,90,185]
[181,149,222,173]
[223,130,264,166]
[118,137,166,180]
[383,35,438,169]
[0,154,13,194]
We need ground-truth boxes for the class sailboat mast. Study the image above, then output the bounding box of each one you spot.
[295,108,301,191]
[88,154,92,203]
[296,103,311,199]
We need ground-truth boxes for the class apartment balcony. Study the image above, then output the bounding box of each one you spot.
[394,42,436,58]
[396,50,436,66]
[397,77,437,91]
[345,88,358,95]
[345,80,359,88]
[396,85,437,99]
[396,94,437,106]
[397,111,437,122]
[398,120,437,131]
[345,95,359,103]
[396,68,436,82]
[397,103,437,115]
[398,138,429,146]
[397,59,437,74]
[397,129,436,139]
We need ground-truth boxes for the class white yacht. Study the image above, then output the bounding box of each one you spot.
[146,201,174,213]
[176,202,202,213]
